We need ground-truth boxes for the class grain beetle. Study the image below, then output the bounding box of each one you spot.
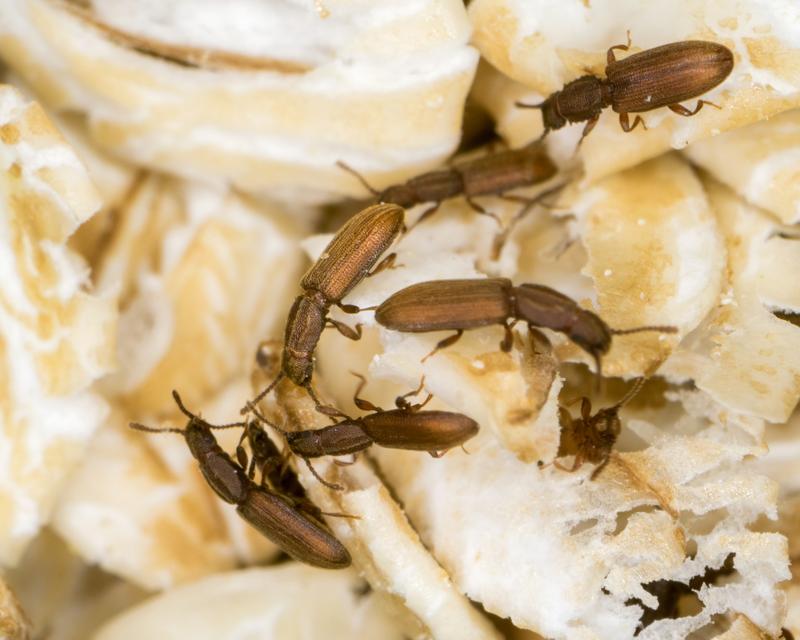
[374,278,676,374]
[130,391,350,569]
[556,377,645,480]
[517,35,733,142]
[337,142,559,231]
[248,203,405,415]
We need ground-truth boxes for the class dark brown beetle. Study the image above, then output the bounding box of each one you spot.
[556,377,645,479]
[517,35,734,142]
[248,376,478,488]
[374,278,676,374]
[248,203,405,414]
[337,141,559,228]
[130,391,351,569]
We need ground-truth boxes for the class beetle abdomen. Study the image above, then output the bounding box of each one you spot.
[606,40,733,113]
[375,278,514,332]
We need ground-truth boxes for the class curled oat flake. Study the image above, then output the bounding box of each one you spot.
[0,0,478,202]
[0,84,116,565]
[685,108,800,225]
[468,0,800,181]
[94,564,415,640]
[663,178,800,422]
[97,174,303,415]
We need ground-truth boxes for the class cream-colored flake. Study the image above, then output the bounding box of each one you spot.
[664,178,800,422]
[0,85,116,565]
[94,565,416,640]
[97,175,303,415]
[0,0,478,203]
[685,108,800,225]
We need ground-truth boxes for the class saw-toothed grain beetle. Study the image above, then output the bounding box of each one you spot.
[248,203,405,415]
[517,36,733,142]
[556,377,645,480]
[337,141,559,230]
[374,278,676,375]
[130,391,350,569]
[247,375,478,488]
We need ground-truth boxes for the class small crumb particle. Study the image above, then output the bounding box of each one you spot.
[472,360,485,370]
[603,268,613,277]
[639,292,645,300]
[645,95,652,103]
[637,218,646,226]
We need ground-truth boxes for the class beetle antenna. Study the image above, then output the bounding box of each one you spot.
[170,390,246,429]
[129,422,184,435]
[514,100,544,110]
[612,377,646,410]
[611,325,678,336]
[245,373,285,415]
[336,161,380,196]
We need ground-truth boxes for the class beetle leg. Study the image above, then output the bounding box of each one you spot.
[326,318,362,341]
[465,197,501,225]
[606,30,632,64]
[501,321,516,352]
[590,455,612,480]
[577,114,600,147]
[350,371,382,412]
[408,201,441,229]
[306,385,350,420]
[668,100,720,117]
[303,458,344,491]
[333,454,358,467]
[367,252,398,277]
[394,375,427,410]
[421,330,464,362]
[618,112,647,132]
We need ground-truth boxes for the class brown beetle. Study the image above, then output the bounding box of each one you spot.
[556,377,645,479]
[248,376,478,488]
[248,203,405,414]
[517,35,734,141]
[337,141,559,228]
[130,391,351,569]
[374,278,676,374]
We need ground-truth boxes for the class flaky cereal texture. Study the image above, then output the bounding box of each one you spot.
[2,2,800,639]
[0,0,479,203]
[0,84,116,565]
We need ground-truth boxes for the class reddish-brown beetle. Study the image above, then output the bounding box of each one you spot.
[374,278,676,374]
[248,376,478,488]
[337,141,559,228]
[517,36,734,141]
[556,378,645,480]
[130,391,351,569]
[248,203,405,414]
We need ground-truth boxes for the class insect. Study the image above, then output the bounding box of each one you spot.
[248,375,478,488]
[556,377,645,479]
[247,203,405,415]
[337,141,559,229]
[374,278,677,374]
[516,35,734,142]
[130,391,351,569]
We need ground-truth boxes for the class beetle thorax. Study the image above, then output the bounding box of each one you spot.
[555,75,611,124]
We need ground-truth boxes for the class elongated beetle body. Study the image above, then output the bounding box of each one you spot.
[285,409,479,459]
[249,375,478,478]
[556,378,645,479]
[249,203,404,414]
[131,392,350,569]
[518,37,734,141]
[338,142,557,227]
[374,278,676,373]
